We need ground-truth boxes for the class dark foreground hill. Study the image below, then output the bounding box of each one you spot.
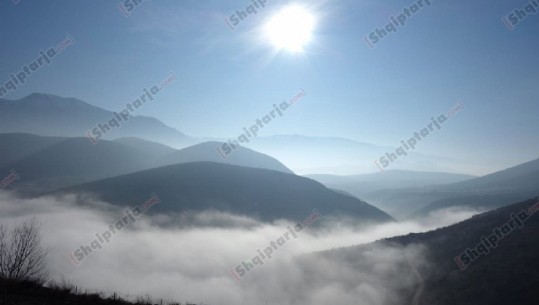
[403,198,539,305]
[53,162,393,224]
[0,279,131,305]
[0,279,191,305]
[313,197,539,305]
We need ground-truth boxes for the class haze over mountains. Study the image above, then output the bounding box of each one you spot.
[361,158,539,219]
[0,93,193,148]
[2,94,537,222]
[0,133,293,195]
[1,93,484,175]
[1,93,538,305]
[304,158,539,220]
[306,170,476,196]
[245,135,482,175]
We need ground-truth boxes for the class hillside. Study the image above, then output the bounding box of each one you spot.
[54,162,393,224]
[0,133,66,169]
[0,134,296,194]
[0,137,155,194]
[160,141,293,174]
[313,197,539,305]
[113,137,177,159]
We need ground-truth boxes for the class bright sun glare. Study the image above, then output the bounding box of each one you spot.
[264,5,315,53]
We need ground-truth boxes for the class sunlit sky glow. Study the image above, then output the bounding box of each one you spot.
[0,0,538,174]
[263,5,315,53]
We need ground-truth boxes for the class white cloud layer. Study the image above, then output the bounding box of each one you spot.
[0,191,480,305]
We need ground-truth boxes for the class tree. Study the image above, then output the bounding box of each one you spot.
[0,218,49,283]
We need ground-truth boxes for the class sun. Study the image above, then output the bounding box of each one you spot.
[264,5,316,53]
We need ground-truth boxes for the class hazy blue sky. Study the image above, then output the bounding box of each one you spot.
[1,0,538,169]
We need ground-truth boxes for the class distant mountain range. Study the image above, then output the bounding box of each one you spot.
[2,93,537,222]
[52,162,394,224]
[0,134,293,194]
[306,170,475,197]
[3,133,393,224]
[361,158,539,218]
[0,93,193,148]
[245,135,488,175]
[0,93,485,175]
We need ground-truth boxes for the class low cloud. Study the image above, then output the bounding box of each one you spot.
[0,191,474,304]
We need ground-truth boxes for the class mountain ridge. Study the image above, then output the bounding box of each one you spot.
[50,161,394,224]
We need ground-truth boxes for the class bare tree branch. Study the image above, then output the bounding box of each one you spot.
[0,218,49,283]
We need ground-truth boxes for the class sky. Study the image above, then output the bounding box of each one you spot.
[0,0,538,172]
